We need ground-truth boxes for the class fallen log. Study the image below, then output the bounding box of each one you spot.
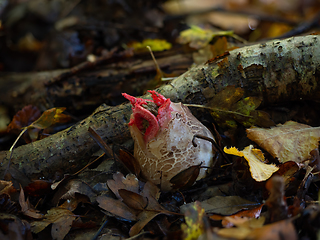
[1,35,320,182]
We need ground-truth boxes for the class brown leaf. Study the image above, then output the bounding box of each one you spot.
[187,195,260,215]
[19,187,43,219]
[140,181,163,211]
[0,180,17,195]
[0,213,32,240]
[247,121,320,163]
[107,172,139,200]
[7,105,41,143]
[265,176,288,222]
[119,149,141,177]
[59,195,90,211]
[60,179,96,202]
[276,161,300,188]
[248,220,297,240]
[0,194,19,214]
[96,196,137,221]
[7,105,41,132]
[119,189,148,210]
[217,217,265,239]
[129,210,162,236]
[51,213,75,240]
[24,180,52,197]
[170,164,201,190]
[31,207,76,240]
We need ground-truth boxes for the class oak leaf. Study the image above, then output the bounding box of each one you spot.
[246,121,320,163]
[31,207,76,240]
[98,172,179,236]
[224,145,279,181]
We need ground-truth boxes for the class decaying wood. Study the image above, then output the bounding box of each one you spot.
[1,35,320,182]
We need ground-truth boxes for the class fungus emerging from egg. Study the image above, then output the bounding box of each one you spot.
[122,91,215,191]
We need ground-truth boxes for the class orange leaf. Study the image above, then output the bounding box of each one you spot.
[221,205,263,227]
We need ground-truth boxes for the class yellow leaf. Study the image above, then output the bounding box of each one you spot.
[128,39,172,52]
[181,201,206,240]
[29,107,70,130]
[224,145,279,182]
[178,25,234,49]
[246,121,320,163]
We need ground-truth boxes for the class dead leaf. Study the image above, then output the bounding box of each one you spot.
[19,187,43,219]
[276,161,299,188]
[177,25,237,49]
[9,107,71,150]
[60,179,96,202]
[248,219,297,240]
[0,213,32,240]
[17,33,43,51]
[0,180,16,195]
[181,201,208,240]
[0,194,19,214]
[217,217,265,239]
[265,176,288,222]
[99,173,179,236]
[129,210,162,236]
[7,105,41,132]
[96,196,138,221]
[31,207,76,240]
[119,149,141,177]
[247,121,320,163]
[24,180,52,197]
[7,105,41,143]
[59,195,90,211]
[29,107,70,130]
[189,86,274,129]
[51,213,75,240]
[181,201,207,239]
[170,164,201,190]
[127,39,172,52]
[210,37,229,58]
[119,189,148,210]
[209,205,263,228]
[224,145,279,181]
[186,195,260,216]
[107,172,140,200]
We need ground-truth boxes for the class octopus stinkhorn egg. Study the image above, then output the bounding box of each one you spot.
[122,91,215,191]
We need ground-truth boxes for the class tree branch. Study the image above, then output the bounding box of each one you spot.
[1,35,320,182]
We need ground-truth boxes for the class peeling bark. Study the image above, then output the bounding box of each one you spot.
[1,35,320,181]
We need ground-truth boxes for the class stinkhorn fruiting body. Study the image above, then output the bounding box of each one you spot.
[122,91,215,191]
